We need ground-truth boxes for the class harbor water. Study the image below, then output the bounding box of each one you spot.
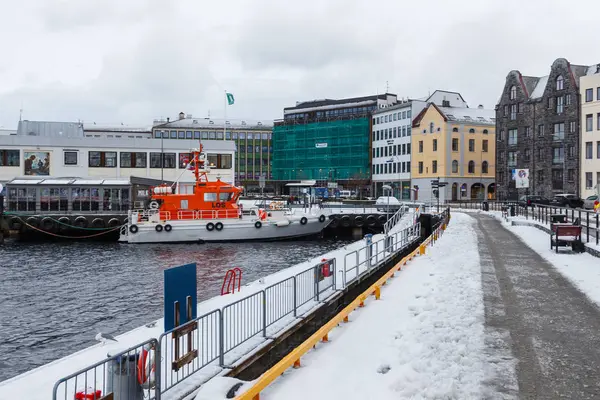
[0,238,350,382]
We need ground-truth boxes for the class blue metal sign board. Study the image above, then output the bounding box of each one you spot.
[164,263,197,332]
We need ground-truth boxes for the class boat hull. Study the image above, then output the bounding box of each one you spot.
[119,214,331,244]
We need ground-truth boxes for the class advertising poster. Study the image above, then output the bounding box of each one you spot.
[24,151,50,176]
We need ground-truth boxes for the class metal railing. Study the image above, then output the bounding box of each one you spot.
[521,204,600,245]
[53,209,423,400]
[52,338,160,400]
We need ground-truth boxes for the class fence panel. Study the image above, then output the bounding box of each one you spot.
[222,291,265,356]
[265,277,296,328]
[315,258,336,299]
[158,310,220,394]
[53,339,159,400]
[295,266,317,311]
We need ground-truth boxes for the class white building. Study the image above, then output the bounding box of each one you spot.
[371,90,468,199]
[580,66,600,198]
[0,120,235,188]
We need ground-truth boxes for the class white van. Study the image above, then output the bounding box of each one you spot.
[339,190,352,198]
[375,196,401,212]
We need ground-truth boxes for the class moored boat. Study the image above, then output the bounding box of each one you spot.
[119,146,330,243]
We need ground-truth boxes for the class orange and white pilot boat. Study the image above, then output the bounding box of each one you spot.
[119,146,330,244]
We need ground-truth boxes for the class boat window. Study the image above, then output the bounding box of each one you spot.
[180,200,188,209]
[219,192,232,201]
[204,192,217,202]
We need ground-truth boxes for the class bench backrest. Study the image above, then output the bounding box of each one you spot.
[555,225,582,236]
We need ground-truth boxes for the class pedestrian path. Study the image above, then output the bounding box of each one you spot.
[475,213,600,399]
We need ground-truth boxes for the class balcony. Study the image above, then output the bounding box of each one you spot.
[552,157,564,165]
[553,134,565,142]
[552,180,563,190]
[507,160,517,168]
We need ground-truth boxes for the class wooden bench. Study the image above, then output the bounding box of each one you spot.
[550,224,583,253]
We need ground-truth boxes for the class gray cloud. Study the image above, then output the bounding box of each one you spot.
[1,0,600,128]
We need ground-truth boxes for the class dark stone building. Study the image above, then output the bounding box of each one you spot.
[496,58,593,200]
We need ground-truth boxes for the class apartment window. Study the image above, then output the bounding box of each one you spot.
[570,121,576,133]
[503,105,508,116]
[568,169,575,182]
[538,170,544,183]
[432,160,438,174]
[556,96,564,114]
[499,150,505,160]
[566,94,572,105]
[553,147,564,164]
[598,113,600,130]
[598,87,600,101]
[453,127,459,132]
[498,129,505,141]
[64,151,78,166]
[407,162,411,172]
[150,152,176,168]
[468,161,475,174]
[538,124,544,136]
[482,140,488,152]
[88,151,117,168]
[469,128,475,134]
[553,170,563,187]
[524,126,531,138]
[587,114,593,131]
[418,162,423,174]
[524,148,530,161]
[498,171,504,184]
[508,151,517,167]
[553,123,564,141]
[597,172,600,188]
[508,129,518,145]
[429,122,434,133]
[586,88,593,102]
[482,161,489,174]
[556,75,564,90]
[597,141,600,158]
[510,86,517,100]
[510,104,517,120]
[452,138,459,151]
[483,129,489,134]
[433,139,438,152]
[469,139,475,152]
[120,152,147,168]
[452,160,458,173]
[407,143,411,154]
[547,97,553,109]
[586,172,593,189]
[568,145,575,158]
[586,142,593,159]
[419,140,423,153]
[537,148,542,160]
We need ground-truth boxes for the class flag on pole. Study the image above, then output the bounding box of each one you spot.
[226,92,235,105]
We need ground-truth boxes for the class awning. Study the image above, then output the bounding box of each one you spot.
[285,180,317,187]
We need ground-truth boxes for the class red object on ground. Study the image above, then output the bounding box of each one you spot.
[75,390,102,400]
[321,258,331,277]
[221,267,242,295]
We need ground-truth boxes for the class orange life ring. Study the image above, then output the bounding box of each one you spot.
[137,344,156,389]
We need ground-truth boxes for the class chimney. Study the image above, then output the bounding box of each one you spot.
[166,117,170,122]
[178,112,185,120]
[478,104,484,109]
[596,64,600,73]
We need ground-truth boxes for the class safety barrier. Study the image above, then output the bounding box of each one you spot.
[52,209,428,400]
[52,338,160,400]
[233,209,450,400]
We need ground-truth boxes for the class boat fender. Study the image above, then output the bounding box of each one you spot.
[276,219,290,227]
[74,216,88,228]
[107,218,121,228]
[41,217,55,231]
[137,344,156,389]
[26,217,39,227]
[215,222,224,231]
[155,224,163,232]
[255,221,262,229]
[149,201,159,210]
[318,215,326,223]
[300,217,308,225]
[9,217,21,230]
[92,218,105,228]
[130,224,139,234]
[164,224,172,232]
[206,222,215,231]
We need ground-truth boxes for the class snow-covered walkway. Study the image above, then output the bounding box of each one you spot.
[257,212,491,399]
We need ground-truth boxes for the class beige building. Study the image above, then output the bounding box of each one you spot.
[580,66,600,199]
[411,102,496,202]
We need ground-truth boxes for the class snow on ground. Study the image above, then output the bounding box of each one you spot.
[495,217,600,308]
[234,212,488,400]
[0,211,419,400]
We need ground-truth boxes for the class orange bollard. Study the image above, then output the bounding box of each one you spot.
[252,395,260,400]
[293,359,301,368]
[322,333,329,342]
[343,315,349,323]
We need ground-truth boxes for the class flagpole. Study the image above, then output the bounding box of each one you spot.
[224,90,227,140]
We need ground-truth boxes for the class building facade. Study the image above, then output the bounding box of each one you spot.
[495,58,597,200]
[0,120,235,186]
[152,113,274,194]
[580,66,600,198]
[272,94,397,196]
[411,102,496,202]
[371,90,469,199]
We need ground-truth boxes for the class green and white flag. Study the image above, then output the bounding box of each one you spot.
[226,92,235,105]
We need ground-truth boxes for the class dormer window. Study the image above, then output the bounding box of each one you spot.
[509,86,517,100]
[556,75,564,90]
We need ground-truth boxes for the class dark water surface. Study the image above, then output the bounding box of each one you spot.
[0,238,349,382]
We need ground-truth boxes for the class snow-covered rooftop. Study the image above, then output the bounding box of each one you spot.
[438,106,495,125]
[529,75,549,99]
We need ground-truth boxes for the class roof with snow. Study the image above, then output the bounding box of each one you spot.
[154,117,272,130]
[413,103,495,127]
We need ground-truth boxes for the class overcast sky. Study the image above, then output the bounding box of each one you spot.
[0,0,599,129]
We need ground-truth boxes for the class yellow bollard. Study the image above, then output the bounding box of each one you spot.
[374,286,381,300]
[419,244,426,255]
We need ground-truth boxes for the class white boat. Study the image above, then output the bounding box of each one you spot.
[118,146,330,244]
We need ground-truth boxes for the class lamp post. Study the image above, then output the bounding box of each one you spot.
[382,184,392,220]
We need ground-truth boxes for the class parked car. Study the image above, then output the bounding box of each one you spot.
[583,195,599,210]
[549,194,584,209]
[518,195,550,208]
[375,196,401,212]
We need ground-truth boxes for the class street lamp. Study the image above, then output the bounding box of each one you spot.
[382,184,392,220]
